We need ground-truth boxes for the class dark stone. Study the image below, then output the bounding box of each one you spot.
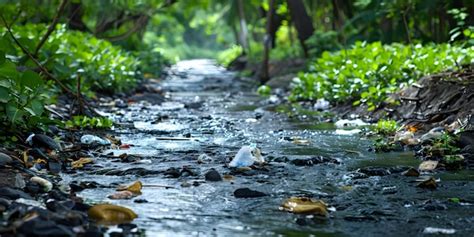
[46,200,74,212]
[205,169,222,182]
[133,199,149,203]
[98,167,161,176]
[0,152,12,166]
[0,187,32,200]
[164,167,181,178]
[48,161,62,174]
[233,188,267,198]
[358,167,391,176]
[18,219,74,237]
[290,156,340,166]
[29,134,62,151]
[459,130,474,148]
[25,181,41,195]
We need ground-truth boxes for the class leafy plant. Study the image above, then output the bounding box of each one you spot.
[372,119,398,135]
[65,116,113,129]
[0,53,53,132]
[217,45,243,67]
[306,30,342,57]
[290,41,474,111]
[257,85,271,97]
[1,24,140,94]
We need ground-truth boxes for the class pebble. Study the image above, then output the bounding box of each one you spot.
[233,188,267,198]
[0,152,13,166]
[205,169,222,182]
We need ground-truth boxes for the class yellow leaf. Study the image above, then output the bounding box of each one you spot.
[71,157,93,169]
[88,204,137,225]
[117,181,142,194]
[280,197,328,216]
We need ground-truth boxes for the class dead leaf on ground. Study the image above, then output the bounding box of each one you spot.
[88,204,137,224]
[71,157,93,169]
[280,197,328,216]
[117,180,142,194]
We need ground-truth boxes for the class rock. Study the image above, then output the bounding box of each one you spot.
[0,152,13,166]
[417,177,437,189]
[459,130,474,148]
[133,199,149,203]
[116,181,143,194]
[420,127,444,143]
[290,156,339,166]
[418,160,438,171]
[108,191,135,200]
[233,188,267,198]
[229,146,264,168]
[358,167,391,176]
[14,173,26,189]
[18,218,74,237]
[26,134,62,151]
[30,176,53,192]
[0,187,32,200]
[401,167,420,177]
[164,167,181,178]
[98,167,160,176]
[205,169,222,182]
[314,98,330,111]
[80,135,111,147]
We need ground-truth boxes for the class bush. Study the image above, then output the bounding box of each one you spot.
[2,24,140,94]
[290,42,474,110]
[217,45,243,67]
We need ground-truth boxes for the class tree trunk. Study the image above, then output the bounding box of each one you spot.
[67,1,89,32]
[259,0,275,84]
[237,0,249,53]
[286,0,314,57]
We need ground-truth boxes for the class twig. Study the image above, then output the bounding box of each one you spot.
[33,0,68,57]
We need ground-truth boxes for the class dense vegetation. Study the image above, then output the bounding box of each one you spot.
[0,0,473,136]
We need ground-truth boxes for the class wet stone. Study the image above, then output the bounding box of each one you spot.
[0,152,13,166]
[133,199,149,203]
[97,167,161,176]
[233,188,267,198]
[205,169,222,182]
[290,156,340,166]
[358,167,391,176]
[0,187,32,200]
[402,167,420,177]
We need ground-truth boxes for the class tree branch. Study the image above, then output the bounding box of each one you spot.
[34,0,69,57]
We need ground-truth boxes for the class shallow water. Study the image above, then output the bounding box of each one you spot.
[68,60,474,236]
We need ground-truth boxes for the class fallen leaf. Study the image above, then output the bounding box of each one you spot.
[117,181,142,194]
[280,197,328,216]
[418,160,438,171]
[222,174,234,181]
[88,204,137,224]
[108,190,134,199]
[71,158,93,169]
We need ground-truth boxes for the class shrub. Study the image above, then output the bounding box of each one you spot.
[290,42,474,110]
[217,44,243,67]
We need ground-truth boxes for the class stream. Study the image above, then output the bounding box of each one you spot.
[66,60,474,236]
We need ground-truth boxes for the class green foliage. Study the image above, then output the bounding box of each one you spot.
[448,8,474,46]
[306,30,342,57]
[372,119,398,135]
[65,116,113,129]
[290,41,474,110]
[135,49,169,78]
[2,24,140,94]
[257,85,271,97]
[0,53,52,131]
[217,45,243,67]
[429,133,460,156]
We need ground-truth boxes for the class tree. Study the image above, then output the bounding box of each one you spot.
[286,0,314,57]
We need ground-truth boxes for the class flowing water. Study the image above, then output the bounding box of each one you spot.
[67,60,474,236]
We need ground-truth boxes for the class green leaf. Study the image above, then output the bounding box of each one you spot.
[30,100,44,116]
[0,87,10,103]
[20,70,43,89]
[0,50,5,65]
[6,102,23,123]
[0,60,18,79]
